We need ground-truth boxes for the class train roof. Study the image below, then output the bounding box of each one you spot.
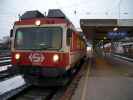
[15,9,73,26]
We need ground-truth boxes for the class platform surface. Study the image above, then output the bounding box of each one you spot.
[71,54,133,100]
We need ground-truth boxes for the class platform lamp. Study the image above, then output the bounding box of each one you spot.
[113,27,118,31]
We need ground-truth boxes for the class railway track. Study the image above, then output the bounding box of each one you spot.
[9,86,58,100]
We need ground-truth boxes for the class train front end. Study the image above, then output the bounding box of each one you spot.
[10,10,70,78]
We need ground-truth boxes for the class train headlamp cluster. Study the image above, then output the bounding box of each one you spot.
[53,54,59,62]
[15,53,21,60]
[35,20,41,26]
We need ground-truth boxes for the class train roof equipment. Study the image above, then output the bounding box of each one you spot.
[20,10,44,20]
[47,9,66,18]
[20,9,68,20]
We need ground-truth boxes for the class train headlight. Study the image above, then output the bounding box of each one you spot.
[15,53,21,60]
[53,54,59,62]
[35,20,41,26]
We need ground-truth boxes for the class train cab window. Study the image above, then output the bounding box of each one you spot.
[15,27,62,50]
[67,29,72,46]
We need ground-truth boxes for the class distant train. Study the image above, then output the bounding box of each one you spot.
[120,42,133,58]
[104,42,133,58]
[10,9,86,85]
[103,43,112,53]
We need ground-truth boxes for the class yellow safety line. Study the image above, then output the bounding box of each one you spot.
[80,61,90,100]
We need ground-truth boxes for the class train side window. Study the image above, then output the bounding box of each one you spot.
[67,29,72,46]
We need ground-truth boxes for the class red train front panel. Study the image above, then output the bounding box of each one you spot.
[12,52,69,68]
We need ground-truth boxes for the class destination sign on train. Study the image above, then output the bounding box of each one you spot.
[107,32,127,39]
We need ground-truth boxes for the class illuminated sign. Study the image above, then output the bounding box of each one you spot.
[107,32,127,39]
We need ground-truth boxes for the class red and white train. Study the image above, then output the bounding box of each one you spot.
[10,9,86,82]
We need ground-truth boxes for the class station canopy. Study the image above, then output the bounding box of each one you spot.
[80,19,133,41]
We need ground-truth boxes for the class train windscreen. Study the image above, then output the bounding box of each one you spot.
[14,27,62,50]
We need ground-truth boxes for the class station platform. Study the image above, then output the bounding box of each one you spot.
[71,53,133,100]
